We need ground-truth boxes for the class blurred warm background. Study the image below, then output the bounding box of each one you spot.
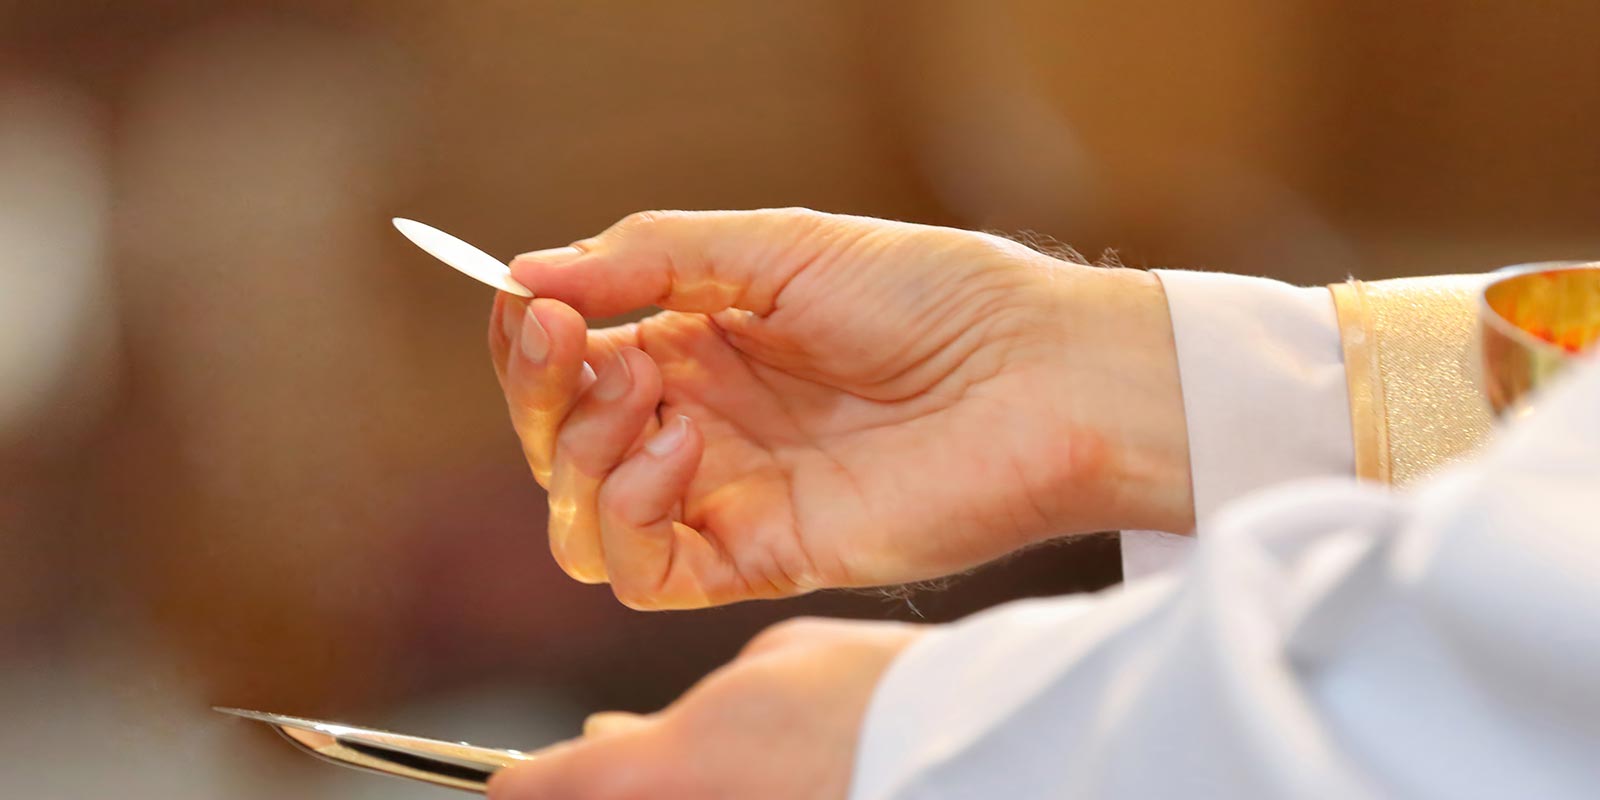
[3,1,1599,796]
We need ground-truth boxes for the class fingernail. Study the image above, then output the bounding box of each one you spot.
[583,711,650,738]
[519,305,549,362]
[592,350,632,401]
[645,415,689,456]
[514,245,582,264]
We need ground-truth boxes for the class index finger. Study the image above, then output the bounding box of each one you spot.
[508,208,840,319]
[503,298,590,484]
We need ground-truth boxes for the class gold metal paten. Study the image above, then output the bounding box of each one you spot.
[215,707,536,794]
[1480,262,1600,418]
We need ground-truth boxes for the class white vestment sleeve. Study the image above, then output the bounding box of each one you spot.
[852,358,1600,800]
[1121,270,1353,579]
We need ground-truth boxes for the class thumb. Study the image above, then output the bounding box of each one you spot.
[509,208,842,318]
[487,722,665,800]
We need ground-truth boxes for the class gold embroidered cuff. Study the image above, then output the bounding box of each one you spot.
[1327,275,1493,486]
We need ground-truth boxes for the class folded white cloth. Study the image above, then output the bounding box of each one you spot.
[854,276,1600,799]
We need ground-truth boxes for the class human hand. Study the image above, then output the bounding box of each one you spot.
[490,209,1191,609]
[486,617,921,800]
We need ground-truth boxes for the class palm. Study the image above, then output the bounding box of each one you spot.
[618,265,1069,593]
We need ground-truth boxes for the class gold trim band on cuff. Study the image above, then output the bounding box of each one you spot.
[1328,280,1390,483]
[1327,275,1493,487]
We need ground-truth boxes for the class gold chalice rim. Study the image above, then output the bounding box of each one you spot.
[1479,260,1600,359]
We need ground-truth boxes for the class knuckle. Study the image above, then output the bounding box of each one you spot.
[776,615,829,635]
[554,425,604,478]
[547,525,606,585]
[611,582,658,611]
[757,206,829,244]
[741,616,825,656]
[623,209,665,226]
[547,534,584,580]
[595,477,624,511]
[768,205,821,221]
[552,555,607,586]
[612,209,679,237]
[596,478,647,527]
[740,628,784,657]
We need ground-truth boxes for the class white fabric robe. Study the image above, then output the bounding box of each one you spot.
[1121,270,1357,578]
[851,271,1600,799]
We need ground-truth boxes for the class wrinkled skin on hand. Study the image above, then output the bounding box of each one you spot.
[489,209,1190,609]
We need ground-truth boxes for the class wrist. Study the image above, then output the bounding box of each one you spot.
[1035,265,1195,535]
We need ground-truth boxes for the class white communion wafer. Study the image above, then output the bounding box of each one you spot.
[392,217,534,297]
